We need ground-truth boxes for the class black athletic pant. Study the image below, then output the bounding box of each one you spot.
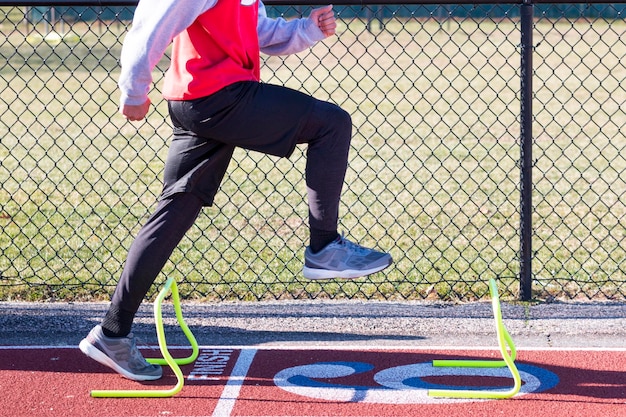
[102,82,352,336]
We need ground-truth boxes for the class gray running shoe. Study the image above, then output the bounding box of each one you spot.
[303,234,392,279]
[79,325,162,381]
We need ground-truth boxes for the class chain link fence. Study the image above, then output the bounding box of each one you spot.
[0,1,624,302]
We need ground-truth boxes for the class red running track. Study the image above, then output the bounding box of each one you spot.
[0,346,624,417]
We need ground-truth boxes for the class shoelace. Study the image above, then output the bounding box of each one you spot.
[336,233,370,255]
[127,335,151,367]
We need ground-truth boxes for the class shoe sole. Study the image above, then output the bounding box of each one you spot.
[79,338,162,381]
[303,261,392,280]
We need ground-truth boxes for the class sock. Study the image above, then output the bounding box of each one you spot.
[101,304,135,338]
[309,228,339,253]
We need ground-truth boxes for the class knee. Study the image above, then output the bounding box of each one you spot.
[303,100,353,151]
[331,105,352,138]
[325,104,352,151]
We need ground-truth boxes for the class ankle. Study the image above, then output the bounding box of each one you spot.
[309,228,339,253]
[101,304,134,338]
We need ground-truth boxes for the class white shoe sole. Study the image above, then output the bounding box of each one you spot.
[79,338,162,381]
[303,262,391,280]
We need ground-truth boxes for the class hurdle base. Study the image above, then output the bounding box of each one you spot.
[90,278,199,398]
[428,278,522,399]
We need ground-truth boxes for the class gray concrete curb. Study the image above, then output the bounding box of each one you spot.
[1,300,624,349]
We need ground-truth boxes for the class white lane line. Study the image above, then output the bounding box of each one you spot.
[212,348,257,417]
[3,345,625,352]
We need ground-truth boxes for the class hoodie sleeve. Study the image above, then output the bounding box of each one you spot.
[257,1,326,56]
[118,0,217,107]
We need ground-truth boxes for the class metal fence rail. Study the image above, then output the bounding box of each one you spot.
[0,1,624,302]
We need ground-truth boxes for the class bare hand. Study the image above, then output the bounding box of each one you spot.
[309,5,336,37]
[121,99,151,121]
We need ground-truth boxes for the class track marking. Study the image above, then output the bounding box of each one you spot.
[212,348,257,417]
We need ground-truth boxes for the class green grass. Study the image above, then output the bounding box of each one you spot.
[0,11,624,301]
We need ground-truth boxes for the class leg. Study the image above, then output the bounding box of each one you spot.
[102,192,204,335]
[292,99,395,279]
[293,95,393,279]
[296,99,352,249]
[167,81,392,279]
[81,102,235,380]
[168,81,349,250]
[79,193,203,381]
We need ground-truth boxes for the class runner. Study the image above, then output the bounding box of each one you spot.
[79,0,392,381]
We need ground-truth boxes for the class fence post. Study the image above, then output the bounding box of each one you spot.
[519,0,534,301]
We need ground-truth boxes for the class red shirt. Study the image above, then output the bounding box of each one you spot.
[162,0,260,100]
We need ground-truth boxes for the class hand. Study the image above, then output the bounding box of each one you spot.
[121,99,151,121]
[309,5,336,37]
